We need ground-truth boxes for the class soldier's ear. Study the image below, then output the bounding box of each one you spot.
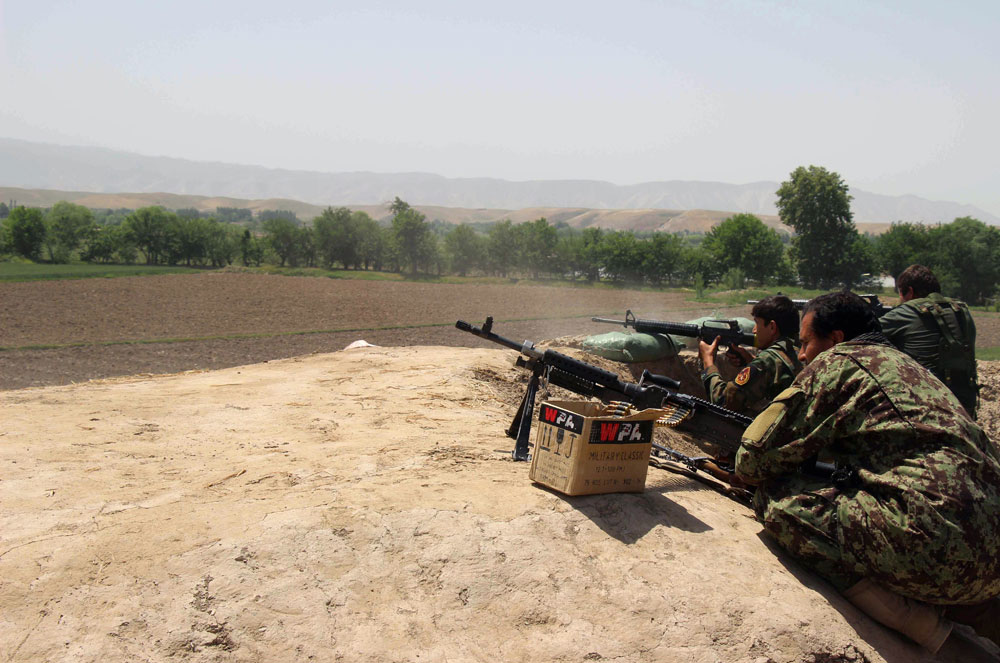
[831,329,845,344]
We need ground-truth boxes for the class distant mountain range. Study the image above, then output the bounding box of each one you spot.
[1,137,996,226]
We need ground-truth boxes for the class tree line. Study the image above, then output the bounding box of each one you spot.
[2,167,1000,304]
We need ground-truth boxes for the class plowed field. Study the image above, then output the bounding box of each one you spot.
[3,272,999,391]
[0,273,738,390]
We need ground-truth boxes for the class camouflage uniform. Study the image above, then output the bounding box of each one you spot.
[702,337,802,417]
[736,335,1000,604]
[879,292,979,417]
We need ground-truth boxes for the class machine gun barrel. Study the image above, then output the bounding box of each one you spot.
[457,317,749,460]
[591,309,754,348]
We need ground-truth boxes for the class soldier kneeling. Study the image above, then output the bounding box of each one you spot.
[736,291,1000,653]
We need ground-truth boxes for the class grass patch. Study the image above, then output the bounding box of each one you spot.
[0,261,201,281]
[977,347,1000,361]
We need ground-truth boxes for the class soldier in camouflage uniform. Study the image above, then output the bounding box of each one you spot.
[735,291,1000,653]
[698,295,802,416]
[879,264,979,418]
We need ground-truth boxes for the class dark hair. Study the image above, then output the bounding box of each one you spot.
[802,291,880,342]
[896,264,940,298]
[751,295,799,338]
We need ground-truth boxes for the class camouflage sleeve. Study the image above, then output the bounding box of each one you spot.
[720,354,774,414]
[735,361,841,483]
[702,366,726,406]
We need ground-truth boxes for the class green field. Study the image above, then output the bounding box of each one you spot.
[0,261,199,281]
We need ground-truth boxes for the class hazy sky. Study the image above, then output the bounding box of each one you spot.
[2,0,999,214]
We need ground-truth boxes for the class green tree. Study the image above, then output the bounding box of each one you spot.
[702,213,786,284]
[875,223,934,280]
[776,165,862,288]
[391,200,430,276]
[239,229,265,267]
[81,223,137,264]
[263,217,301,267]
[576,227,605,282]
[643,232,685,286]
[517,218,558,279]
[297,225,317,267]
[486,220,520,277]
[313,207,359,269]
[679,244,716,285]
[927,217,1000,304]
[6,207,47,260]
[44,201,94,262]
[125,206,173,264]
[205,222,240,267]
[355,212,384,270]
[444,224,484,276]
[600,231,644,283]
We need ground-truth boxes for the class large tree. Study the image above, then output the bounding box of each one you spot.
[44,201,94,262]
[776,165,866,288]
[262,217,301,267]
[125,206,173,264]
[517,218,558,279]
[486,220,520,277]
[927,217,1000,304]
[390,199,430,275]
[444,224,483,276]
[873,222,933,279]
[702,213,785,285]
[642,231,685,286]
[5,206,47,260]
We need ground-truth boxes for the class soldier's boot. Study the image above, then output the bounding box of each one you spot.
[944,597,1000,648]
[843,578,953,653]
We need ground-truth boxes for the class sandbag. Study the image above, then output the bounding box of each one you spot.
[582,331,681,363]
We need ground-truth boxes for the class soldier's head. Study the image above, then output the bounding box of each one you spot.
[798,292,880,363]
[750,295,799,348]
[895,264,940,302]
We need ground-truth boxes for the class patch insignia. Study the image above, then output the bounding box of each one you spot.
[735,366,752,386]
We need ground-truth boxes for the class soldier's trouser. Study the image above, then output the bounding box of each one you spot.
[751,476,861,591]
[752,475,1000,604]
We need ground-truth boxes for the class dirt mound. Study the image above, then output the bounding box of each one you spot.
[1,346,997,662]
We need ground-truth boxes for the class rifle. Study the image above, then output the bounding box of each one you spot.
[456,316,751,462]
[747,293,894,316]
[590,309,754,350]
[648,444,753,503]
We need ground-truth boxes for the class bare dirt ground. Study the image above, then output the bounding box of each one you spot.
[4,345,999,663]
[3,273,999,662]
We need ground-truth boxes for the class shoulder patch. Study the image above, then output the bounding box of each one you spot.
[735,366,752,386]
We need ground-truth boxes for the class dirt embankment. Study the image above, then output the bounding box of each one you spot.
[2,345,998,663]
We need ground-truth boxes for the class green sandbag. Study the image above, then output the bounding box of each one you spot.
[582,331,681,363]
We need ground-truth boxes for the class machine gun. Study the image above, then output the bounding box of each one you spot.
[590,310,755,350]
[456,317,751,462]
[746,293,894,316]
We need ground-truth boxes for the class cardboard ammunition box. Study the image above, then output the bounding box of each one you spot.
[528,400,659,496]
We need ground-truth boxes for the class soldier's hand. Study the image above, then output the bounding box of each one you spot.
[699,336,721,367]
[726,344,753,367]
